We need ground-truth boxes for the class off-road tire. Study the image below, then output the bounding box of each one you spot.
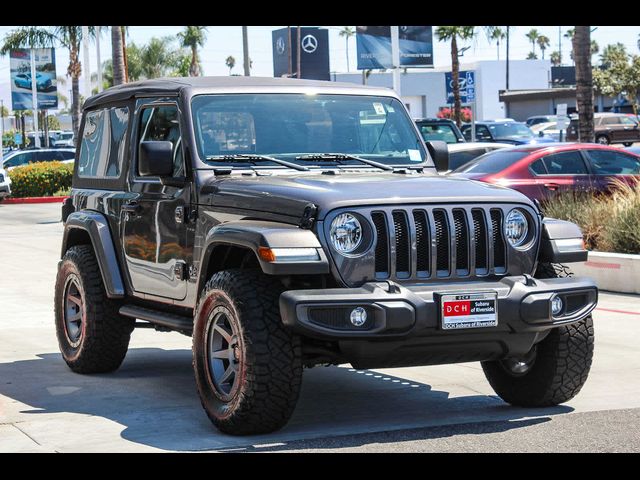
[54,245,134,373]
[193,269,303,435]
[481,263,594,407]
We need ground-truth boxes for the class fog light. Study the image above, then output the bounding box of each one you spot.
[350,307,367,327]
[551,296,564,316]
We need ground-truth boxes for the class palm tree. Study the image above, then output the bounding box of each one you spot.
[111,26,126,85]
[489,27,506,61]
[1,26,93,139]
[550,51,561,66]
[339,26,355,72]
[140,37,180,79]
[526,29,540,57]
[573,26,595,143]
[178,26,207,77]
[537,35,550,59]
[225,55,236,75]
[526,52,538,60]
[435,26,476,127]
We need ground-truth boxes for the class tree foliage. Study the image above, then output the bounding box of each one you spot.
[593,45,640,115]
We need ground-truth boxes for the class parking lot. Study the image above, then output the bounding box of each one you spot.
[1,202,639,452]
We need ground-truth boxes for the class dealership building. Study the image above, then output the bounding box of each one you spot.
[334,59,551,121]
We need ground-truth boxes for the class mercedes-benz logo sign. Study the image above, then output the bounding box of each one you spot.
[301,34,318,54]
[276,37,286,55]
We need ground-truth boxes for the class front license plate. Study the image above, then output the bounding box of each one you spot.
[440,292,498,330]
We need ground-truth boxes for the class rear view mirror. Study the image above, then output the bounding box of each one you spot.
[426,140,449,172]
[139,141,173,177]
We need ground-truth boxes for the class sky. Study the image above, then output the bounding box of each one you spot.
[1,25,639,113]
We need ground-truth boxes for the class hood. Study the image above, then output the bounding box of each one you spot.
[199,171,535,221]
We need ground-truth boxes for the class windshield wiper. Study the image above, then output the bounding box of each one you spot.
[205,154,309,171]
[295,153,393,171]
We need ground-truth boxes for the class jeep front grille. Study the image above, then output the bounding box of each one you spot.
[371,206,508,281]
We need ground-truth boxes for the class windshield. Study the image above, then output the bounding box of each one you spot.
[191,94,427,167]
[452,149,531,174]
[488,123,535,140]
[418,123,460,144]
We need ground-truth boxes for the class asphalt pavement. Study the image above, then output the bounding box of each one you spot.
[0,202,639,453]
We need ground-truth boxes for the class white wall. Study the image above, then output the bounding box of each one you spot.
[334,59,551,121]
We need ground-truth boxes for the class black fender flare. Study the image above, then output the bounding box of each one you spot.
[539,217,588,264]
[61,211,126,298]
[198,220,329,288]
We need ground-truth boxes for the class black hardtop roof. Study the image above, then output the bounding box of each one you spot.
[83,76,393,110]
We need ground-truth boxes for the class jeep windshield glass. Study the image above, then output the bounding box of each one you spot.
[191,94,428,168]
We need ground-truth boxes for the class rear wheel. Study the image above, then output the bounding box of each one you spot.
[192,269,302,435]
[54,245,134,373]
[481,263,594,407]
[596,134,610,145]
[623,142,634,147]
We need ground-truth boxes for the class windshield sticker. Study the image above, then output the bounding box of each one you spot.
[408,149,421,162]
[373,102,386,115]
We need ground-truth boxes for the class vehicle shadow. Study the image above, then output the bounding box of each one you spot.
[0,348,572,452]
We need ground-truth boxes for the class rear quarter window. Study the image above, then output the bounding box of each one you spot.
[78,107,129,178]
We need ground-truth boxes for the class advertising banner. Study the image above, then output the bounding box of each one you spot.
[272,27,330,80]
[356,26,434,70]
[10,48,58,111]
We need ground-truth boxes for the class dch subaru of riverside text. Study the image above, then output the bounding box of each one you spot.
[55,77,597,435]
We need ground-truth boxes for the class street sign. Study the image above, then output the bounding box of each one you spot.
[445,71,475,104]
[557,116,570,130]
[557,103,567,117]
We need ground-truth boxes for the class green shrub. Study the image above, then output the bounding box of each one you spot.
[7,161,73,198]
[542,180,640,254]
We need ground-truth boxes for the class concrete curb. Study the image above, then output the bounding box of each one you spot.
[572,251,640,294]
[2,196,68,205]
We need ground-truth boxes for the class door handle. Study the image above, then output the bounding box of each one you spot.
[544,183,559,191]
[122,201,142,215]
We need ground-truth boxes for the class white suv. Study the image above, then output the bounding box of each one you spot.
[0,166,11,200]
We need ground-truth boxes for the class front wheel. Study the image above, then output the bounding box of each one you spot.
[481,263,594,407]
[192,269,302,435]
[596,134,610,145]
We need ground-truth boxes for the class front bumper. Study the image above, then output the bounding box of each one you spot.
[280,275,597,340]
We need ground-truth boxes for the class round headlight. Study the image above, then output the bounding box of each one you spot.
[330,213,362,254]
[504,209,529,247]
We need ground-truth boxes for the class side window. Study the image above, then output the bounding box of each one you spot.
[601,116,618,126]
[78,106,129,178]
[60,151,76,160]
[620,116,637,126]
[529,159,547,175]
[476,125,492,141]
[138,105,184,177]
[588,150,640,175]
[542,151,589,175]
[461,125,472,141]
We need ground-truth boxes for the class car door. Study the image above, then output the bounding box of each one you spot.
[584,148,640,191]
[532,150,593,200]
[618,116,640,143]
[121,99,191,300]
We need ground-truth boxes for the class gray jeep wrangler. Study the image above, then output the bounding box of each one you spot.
[56,77,597,435]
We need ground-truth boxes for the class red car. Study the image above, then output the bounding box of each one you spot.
[450,143,640,202]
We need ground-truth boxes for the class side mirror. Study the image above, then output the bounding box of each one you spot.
[139,141,174,177]
[426,140,449,172]
[539,131,544,137]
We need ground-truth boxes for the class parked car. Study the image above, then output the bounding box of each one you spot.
[526,115,558,127]
[55,77,596,436]
[1,148,75,170]
[566,112,640,146]
[26,132,59,148]
[0,166,11,200]
[450,143,640,202]
[14,72,52,91]
[415,118,465,144]
[530,121,563,142]
[461,121,556,145]
[445,141,512,172]
[52,131,75,148]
